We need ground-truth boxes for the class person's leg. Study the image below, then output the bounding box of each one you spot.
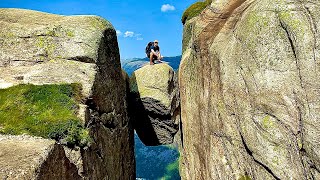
[150,52,154,65]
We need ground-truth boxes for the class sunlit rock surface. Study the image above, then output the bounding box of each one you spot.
[0,8,135,179]
[180,0,320,179]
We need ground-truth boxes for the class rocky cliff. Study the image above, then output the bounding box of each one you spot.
[0,8,134,179]
[180,0,320,179]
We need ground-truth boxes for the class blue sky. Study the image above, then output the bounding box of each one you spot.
[0,0,197,59]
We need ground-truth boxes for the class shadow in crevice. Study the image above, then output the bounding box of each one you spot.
[177,106,184,148]
[81,28,136,179]
[128,74,162,146]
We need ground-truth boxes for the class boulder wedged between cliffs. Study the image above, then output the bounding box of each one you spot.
[129,63,180,146]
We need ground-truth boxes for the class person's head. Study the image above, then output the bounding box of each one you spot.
[154,40,159,46]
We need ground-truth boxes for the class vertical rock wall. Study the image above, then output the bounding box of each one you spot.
[180,0,320,179]
[81,27,135,179]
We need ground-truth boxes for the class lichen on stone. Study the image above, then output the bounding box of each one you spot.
[262,115,274,129]
[238,175,252,180]
[36,36,56,60]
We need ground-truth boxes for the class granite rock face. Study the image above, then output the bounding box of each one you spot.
[0,8,135,179]
[129,63,180,146]
[180,0,320,179]
[0,135,81,180]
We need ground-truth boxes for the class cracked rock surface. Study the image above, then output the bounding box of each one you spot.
[129,63,180,146]
[180,0,320,179]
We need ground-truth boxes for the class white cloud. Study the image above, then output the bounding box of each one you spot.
[123,31,143,40]
[161,4,175,12]
[124,31,134,37]
[135,33,143,40]
[116,30,122,36]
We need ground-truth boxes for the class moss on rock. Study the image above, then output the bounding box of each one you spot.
[238,175,252,180]
[0,83,91,148]
[262,115,274,129]
[181,0,212,25]
[182,22,194,53]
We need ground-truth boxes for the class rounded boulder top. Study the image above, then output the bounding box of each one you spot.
[0,8,113,30]
[130,63,175,108]
[0,8,115,64]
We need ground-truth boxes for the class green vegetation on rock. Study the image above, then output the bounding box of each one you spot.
[262,115,274,129]
[238,175,252,180]
[160,157,180,180]
[90,16,109,30]
[45,25,75,38]
[0,84,91,148]
[66,30,75,37]
[36,36,56,61]
[182,23,193,52]
[181,0,212,25]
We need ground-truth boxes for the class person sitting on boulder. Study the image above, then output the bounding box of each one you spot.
[148,40,163,65]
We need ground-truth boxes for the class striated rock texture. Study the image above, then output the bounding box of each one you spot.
[180,0,320,179]
[129,63,180,146]
[0,8,135,179]
[0,135,81,180]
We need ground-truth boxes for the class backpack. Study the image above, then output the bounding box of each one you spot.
[145,42,154,54]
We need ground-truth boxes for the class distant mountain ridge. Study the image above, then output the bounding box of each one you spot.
[121,56,181,76]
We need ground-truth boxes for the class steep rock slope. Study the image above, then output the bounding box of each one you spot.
[180,0,320,179]
[0,8,134,179]
[129,63,180,146]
